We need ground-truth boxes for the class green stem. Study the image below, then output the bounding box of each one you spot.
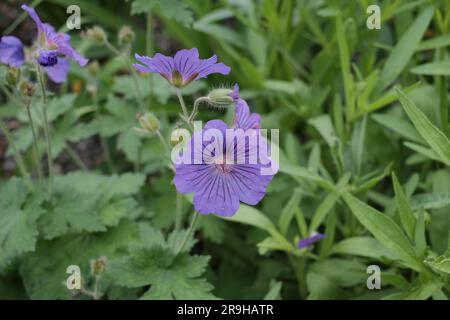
[175,193,183,231]
[155,130,171,156]
[146,12,154,96]
[37,65,53,200]
[92,89,115,173]
[175,211,199,254]
[175,89,192,129]
[65,145,88,171]
[188,97,209,122]
[25,99,43,186]
[0,119,33,191]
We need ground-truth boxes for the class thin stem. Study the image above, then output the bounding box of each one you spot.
[65,145,88,171]
[146,12,154,97]
[93,275,100,300]
[36,65,53,200]
[175,88,193,130]
[25,99,43,186]
[0,119,33,191]
[175,211,199,254]
[188,97,209,122]
[155,130,171,155]
[92,89,115,173]
[175,193,183,231]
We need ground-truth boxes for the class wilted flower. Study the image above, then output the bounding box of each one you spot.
[133,48,230,88]
[207,88,234,108]
[90,256,108,276]
[173,119,276,216]
[22,4,88,83]
[0,36,25,68]
[297,233,325,249]
[6,67,20,86]
[19,80,36,97]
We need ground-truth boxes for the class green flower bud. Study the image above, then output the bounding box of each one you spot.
[118,26,135,46]
[87,61,100,77]
[19,81,36,97]
[207,88,234,108]
[90,256,107,276]
[138,112,160,133]
[6,68,20,86]
[85,26,107,45]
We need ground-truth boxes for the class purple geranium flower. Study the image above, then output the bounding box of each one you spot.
[173,119,276,216]
[22,5,88,83]
[0,36,25,68]
[133,48,231,88]
[231,84,261,130]
[297,233,325,249]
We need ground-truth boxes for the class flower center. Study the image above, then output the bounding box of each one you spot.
[213,155,232,174]
[37,50,58,67]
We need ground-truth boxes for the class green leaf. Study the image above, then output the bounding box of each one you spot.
[411,193,450,210]
[392,172,416,239]
[384,280,442,300]
[130,0,193,26]
[309,173,351,232]
[330,237,397,260]
[371,113,424,144]
[417,34,450,51]
[308,115,338,148]
[0,178,44,267]
[20,220,140,299]
[410,61,450,76]
[342,192,423,271]
[424,253,450,275]
[109,244,216,299]
[278,188,302,235]
[263,280,282,300]
[395,87,450,166]
[375,7,433,94]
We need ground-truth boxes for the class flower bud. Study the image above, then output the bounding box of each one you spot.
[118,26,135,46]
[19,80,35,97]
[207,88,234,108]
[138,112,160,133]
[90,256,107,276]
[87,61,100,77]
[6,68,20,86]
[85,26,107,45]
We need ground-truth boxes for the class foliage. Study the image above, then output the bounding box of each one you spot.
[0,0,450,300]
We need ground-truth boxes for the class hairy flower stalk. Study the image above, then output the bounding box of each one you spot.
[36,64,54,199]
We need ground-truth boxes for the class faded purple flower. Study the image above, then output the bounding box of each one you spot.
[0,36,25,68]
[297,233,325,249]
[231,84,261,130]
[173,119,276,216]
[22,4,88,83]
[133,48,231,88]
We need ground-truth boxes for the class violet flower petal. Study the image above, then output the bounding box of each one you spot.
[0,36,25,67]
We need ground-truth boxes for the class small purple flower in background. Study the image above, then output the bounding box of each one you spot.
[173,119,276,216]
[297,233,325,249]
[133,48,231,88]
[21,5,88,83]
[0,36,25,68]
[231,84,261,130]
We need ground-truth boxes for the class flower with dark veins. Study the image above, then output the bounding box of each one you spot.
[22,4,88,83]
[133,48,230,88]
[173,119,276,217]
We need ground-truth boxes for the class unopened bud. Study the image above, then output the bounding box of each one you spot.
[87,61,100,77]
[6,68,20,86]
[90,256,107,276]
[85,26,107,45]
[207,88,234,108]
[118,26,135,46]
[19,81,35,97]
[138,112,160,133]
